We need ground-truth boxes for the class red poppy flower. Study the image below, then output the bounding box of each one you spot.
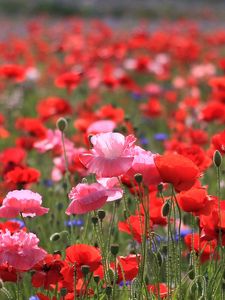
[200,101,225,122]
[140,98,162,118]
[164,141,211,172]
[211,129,225,154]
[184,233,217,263]
[154,153,200,192]
[32,254,65,289]
[37,97,72,121]
[200,200,225,243]
[97,104,124,123]
[117,255,140,282]
[0,64,26,82]
[177,187,216,216]
[16,118,47,139]
[64,244,102,278]
[0,220,23,233]
[55,71,82,93]
[118,215,152,243]
[0,147,26,167]
[5,166,40,186]
[148,283,168,299]
[0,263,19,282]
[209,76,225,102]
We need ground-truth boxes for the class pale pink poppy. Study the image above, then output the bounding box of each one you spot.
[87,120,116,134]
[0,229,47,271]
[66,183,108,215]
[0,190,49,218]
[80,132,136,177]
[51,147,86,181]
[34,129,73,154]
[127,146,161,186]
[97,177,123,202]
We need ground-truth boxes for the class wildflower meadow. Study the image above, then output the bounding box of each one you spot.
[0,16,225,300]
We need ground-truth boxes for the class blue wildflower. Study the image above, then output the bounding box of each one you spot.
[42,179,54,187]
[140,136,149,145]
[64,219,84,227]
[154,133,168,141]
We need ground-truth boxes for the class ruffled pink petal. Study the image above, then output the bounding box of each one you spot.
[84,156,134,177]
[106,187,123,202]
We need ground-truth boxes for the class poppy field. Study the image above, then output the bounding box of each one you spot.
[0,17,225,300]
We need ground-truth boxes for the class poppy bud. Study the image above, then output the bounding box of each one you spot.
[105,286,112,296]
[110,244,119,256]
[60,288,67,296]
[98,209,106,221]
[81,265,90,276]
[162,201,170,217]
[57,117,68,132]
[134,173,143,184]
[91,216,98,225]
[124,115,130,122]
[157,183,164,193]
[50,232,60,242]
[188,265,195,280]
[213,150,222,168]
[94,275,100,284]
[123,209,127,219]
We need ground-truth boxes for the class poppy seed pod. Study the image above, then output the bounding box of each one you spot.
[188,266,195,280]
[50,232,61,242]
[157,183,164,193]
[81,265,90,276]
[110,244,119,256]
[162,201,170,217]
[91,216,98,225]
[60,288,67,296]
[213,150,222,168]
[94,275,100,284]
[56,117,68,132]
[98,209,106,221]
[134,173,143,184]
[105,286,112,296]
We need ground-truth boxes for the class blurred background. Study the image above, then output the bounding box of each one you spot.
[0,0,224,19]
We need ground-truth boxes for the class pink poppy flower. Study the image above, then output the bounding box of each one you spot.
[66,179,123,215]
[34,129,73,154]
[97,177,123,201]
[80,132,136,177]
[127,146,161,186]
[0,190,49,218]
[0,229,47,271]
[66,183,108,215]
[87,120,116,134]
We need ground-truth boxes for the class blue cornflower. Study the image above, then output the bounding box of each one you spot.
[130,92,142,101]
[140,136,149,145]
[119,280,132,287]
[42,179,54,187]
[64,219,84,227]
[154,133,168,141]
